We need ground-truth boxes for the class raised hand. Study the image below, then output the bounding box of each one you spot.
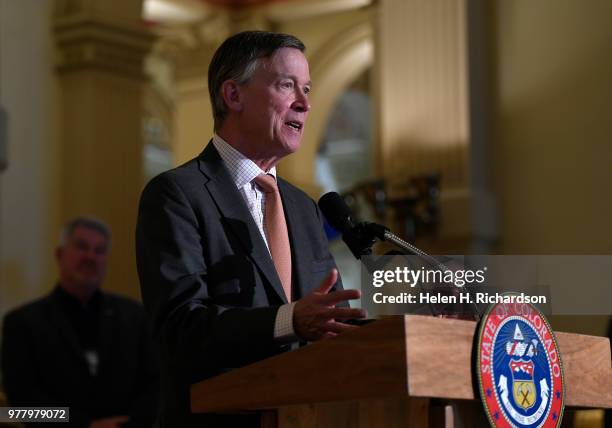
[293,269,367,341]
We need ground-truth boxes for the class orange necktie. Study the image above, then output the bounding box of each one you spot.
[254,174,292,302]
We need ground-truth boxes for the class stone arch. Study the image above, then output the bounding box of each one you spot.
[278,23,374,196]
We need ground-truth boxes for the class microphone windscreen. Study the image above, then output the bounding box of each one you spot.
[318,192,352,232]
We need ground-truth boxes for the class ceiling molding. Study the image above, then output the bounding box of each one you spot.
[262,0,372,23]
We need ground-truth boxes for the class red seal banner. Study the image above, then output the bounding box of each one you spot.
[476,295,565,427]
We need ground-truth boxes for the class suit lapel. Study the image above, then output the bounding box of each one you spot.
[198,143,288,303]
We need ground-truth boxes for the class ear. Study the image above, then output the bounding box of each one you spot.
[220,80,244,113]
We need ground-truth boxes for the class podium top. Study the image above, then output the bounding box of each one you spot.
[191,315,612,413]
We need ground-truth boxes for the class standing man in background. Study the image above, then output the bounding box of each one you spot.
[136,31,366,427]
[2,217,158,428]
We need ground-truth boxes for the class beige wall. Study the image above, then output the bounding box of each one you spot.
[489,0,612,335]
[0,0,61,315]
[491,0,612,255]
[175,76,214,164]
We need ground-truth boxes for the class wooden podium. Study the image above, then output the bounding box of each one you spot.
[191,315,612,427]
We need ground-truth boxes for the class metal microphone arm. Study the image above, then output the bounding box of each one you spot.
[361,222,481,320]
[361,222,449,272]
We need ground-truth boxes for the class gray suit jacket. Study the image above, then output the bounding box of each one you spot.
[136,143,342,427]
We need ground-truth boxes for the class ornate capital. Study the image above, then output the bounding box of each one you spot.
[54,16,155,78]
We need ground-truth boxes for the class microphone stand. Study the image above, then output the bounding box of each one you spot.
[346,222,481,321]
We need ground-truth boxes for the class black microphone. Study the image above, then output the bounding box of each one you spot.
[318,192,354,233]
[318,192,377,259]
[319,192,444,266]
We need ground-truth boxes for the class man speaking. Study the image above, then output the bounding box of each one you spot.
[136,31,366,427]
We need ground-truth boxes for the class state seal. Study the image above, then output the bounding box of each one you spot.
[475,293,565,427]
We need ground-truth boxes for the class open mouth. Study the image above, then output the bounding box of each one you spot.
[285,121,303,131]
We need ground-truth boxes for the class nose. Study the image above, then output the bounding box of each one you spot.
[292,89,310,113]
[84,249,98,261]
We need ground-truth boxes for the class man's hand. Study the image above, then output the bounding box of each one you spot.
[293,269,367,341]
[89,416,130,428]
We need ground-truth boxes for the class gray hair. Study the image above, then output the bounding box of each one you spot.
[59,216,111,246]
[208,31,305,130]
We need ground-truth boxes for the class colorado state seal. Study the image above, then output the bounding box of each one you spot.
[476,294,565,427]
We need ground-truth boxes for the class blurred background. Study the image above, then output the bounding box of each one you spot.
[0,0,610,376]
